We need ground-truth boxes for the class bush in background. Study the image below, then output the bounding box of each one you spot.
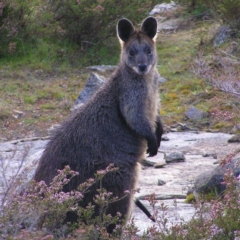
[0,0,159,66]
[171,0,240,30]
[48,0,158,45]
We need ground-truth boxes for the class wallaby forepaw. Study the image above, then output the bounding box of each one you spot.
[146,141,158,157]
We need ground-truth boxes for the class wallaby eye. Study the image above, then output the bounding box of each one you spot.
[129,49,135,56]
[146,48,152,55]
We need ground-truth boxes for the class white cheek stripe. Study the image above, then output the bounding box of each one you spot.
[133,65,152,75]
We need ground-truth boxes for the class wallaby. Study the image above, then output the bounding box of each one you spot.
[34,16,163,234]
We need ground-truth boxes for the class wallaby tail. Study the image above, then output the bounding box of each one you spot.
[134,198,156,222]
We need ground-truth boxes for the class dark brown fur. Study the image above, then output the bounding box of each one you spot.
[34,17,163,233]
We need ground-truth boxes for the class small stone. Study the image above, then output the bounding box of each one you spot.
[230,124,240,134]
[138,194,186,200]
[48,124,61,135]
[154,161,166,168]
[149,2,177,15]
[202,152,217,159]
[185,106,209,121]
[74,72,106,108]
[157,179,166,186]
[13,110,24,119]
[86,65,117,72]
[213,25,233,47]
[158,77,168,83]
[228,134,240,143]
[141,159,156,167]
[164,152,185,163]
[170,128,178,132]
[161,135,169,141]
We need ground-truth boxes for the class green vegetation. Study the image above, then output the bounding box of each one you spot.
[0,1,240,238]
[0,0,159,69]
[185,193,195,203]
[0,0,239,140]
[171,0,240,28]
[1,161,240,239]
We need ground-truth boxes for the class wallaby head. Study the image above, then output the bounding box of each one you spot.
[117,17,158,75]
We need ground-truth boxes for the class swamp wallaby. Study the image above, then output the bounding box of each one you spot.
[34,16,163,233]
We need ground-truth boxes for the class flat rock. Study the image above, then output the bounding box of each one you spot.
[142,159,157,167]
[73,72,106,109]
[161,135,169,141]
[189,157,240,197]
[154,162,166,168]
[213,25,233,47]
[138,193,186,200]
[157,179,166,186]
[149,2,177,15]
[157,18,181,32]
[202,152,217,159]
[86,65,117,72]
[185,106,209,121]
[228,134,240,143]
[164,151,185,163]
[158,76,168,83]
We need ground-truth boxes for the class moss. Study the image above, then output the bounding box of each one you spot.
[40,104,56,110]
[166,92,178,100]
[185,193,195,203]
[213,121,234,130]
[24,96,36,104]
[181,89,191,95]
[202,191,218,201]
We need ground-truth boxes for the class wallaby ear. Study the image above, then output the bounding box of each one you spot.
[117,18,135,42]
[141,17,158,40]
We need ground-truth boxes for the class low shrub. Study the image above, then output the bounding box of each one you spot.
[171,0,240,30]
[1,149,240,239]
[0,0,159,66]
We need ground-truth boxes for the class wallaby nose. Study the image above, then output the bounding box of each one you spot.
[138,63,147,73]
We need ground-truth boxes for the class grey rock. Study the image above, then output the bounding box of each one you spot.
[158,76,168,83]
[185,106,209,121]
[213,25,233,47]
[13,110,24,119]
[154,161,166,168]
[86,65,117,72]
[48,124,61,135]
[161,135,169,141]
[202,152,217,159]
[153,162,166,168]
[164,151,185,163]
[157,179,166,186]
[230,124,240,134]
[149,2,177,15]
[141,159,156,167]
[0,140,48,200]
[177,123,198,131]
[74,72,106,107]
[189,157,240,196]
[170,128,178,132]
[228,134,240,143]
[0,142,14,152]
[138,194,186,200]
[157,18,181,32]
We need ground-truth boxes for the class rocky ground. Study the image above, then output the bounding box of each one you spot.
[1,2,240,236]
[0,130,239,234]
[133,131,240,234]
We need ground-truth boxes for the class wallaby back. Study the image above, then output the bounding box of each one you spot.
[34,17,163,234]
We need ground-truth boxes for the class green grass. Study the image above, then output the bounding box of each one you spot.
[0,16,239,135]
[24,96,37,104]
